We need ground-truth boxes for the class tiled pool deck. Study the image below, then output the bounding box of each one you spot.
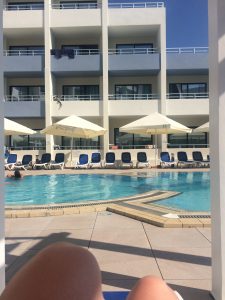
[5,168,212,299]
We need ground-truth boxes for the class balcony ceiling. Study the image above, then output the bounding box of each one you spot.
[3,28,44,40]
[51,26,101,38]
[108,25,159,38]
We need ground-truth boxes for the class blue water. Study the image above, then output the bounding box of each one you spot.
[5,172,210,211]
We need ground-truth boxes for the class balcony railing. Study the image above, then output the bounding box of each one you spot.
[54,145,100,150]
[52,3,98,9]
[53,95,101,101]
[108,48,158,55]
[108,2,164,8]
[5,95,45,102]
[4,3,44,10]
[109,94,159,100]
[166,47,209,54]
[167,93,209,99]
[4,50,45,56]
[51,49,100,58]
[167,144,209,149]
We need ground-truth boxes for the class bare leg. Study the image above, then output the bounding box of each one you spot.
[127,276,179,300]
[0,242,104,300]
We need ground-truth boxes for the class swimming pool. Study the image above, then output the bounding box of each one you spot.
[5,172,210,211]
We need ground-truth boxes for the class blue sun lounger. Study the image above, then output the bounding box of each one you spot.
[103,291,129,300]
[14,154,32,170]
[192,151,210,167]
[33,153,51,169]
[136,152,150,168]
[75,154,89,168]
[5,153,17,170]
[121,152,133,168]
[177,151,195,168]
[160,152,176,168]
[50,153,65,169]
[89,152,102,168]
[105,152,116,168]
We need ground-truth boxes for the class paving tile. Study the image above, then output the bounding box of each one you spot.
[91,227,150,250]
[153,247,211,280]
[143,224,211,248]
[102,280,137,291]
[90,248,161,280]
[95,212,143,230]
[197,228,211,242]
[167,279,212,300]
[5,216,53,232]
[47,213,97,230]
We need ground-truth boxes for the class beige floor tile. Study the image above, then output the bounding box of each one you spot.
[5,216,53,232]
[47,213,97,230]
[197,228,211,242]
[102,280,137,291]
[90,248,161,280]
[91,227,150,249]
[95,212,143,230]
[153,247,211,280]
[143,225,211,248]
[167,279,212,300]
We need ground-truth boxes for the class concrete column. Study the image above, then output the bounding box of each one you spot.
[0,1,5,292]
[44,0,54,153]
[158,8,167,152]
[101,0,109,155]
[209,0,225,299]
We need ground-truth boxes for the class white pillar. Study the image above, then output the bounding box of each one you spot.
[0,1,5,292]
[209,0,225,299]
[44,0,54,154]
[101,0,109,155]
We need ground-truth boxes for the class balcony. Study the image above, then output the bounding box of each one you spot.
[51,49,101,76]
[108,48,160,75]
[4,95,45,118]
[167,92,209,99]
[3,4,44,29]
[109,93,159,100]
[3,50,44,76]
[167,47,209,75]
[51,3,101,29]
[109,94,159,116]
[52,96,101,117]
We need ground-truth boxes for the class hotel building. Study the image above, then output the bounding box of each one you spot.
[2,0,209,163]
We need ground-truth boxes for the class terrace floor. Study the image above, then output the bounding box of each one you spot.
[5,211,212,299]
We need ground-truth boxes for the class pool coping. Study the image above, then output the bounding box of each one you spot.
[5,169,211,228]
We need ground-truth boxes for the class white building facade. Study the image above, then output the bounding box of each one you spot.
[2,0,209,163]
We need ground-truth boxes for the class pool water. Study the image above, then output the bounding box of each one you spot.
[5,172,210,212]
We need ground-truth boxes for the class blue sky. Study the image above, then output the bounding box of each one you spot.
[110,0,208,47]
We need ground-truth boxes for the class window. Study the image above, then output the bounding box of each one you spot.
[63,85,99,100]
[116,43,153,54]
[115,84,152,100]
[10,86,45,101]
[169,83,207,98]
[168,131,208,148]
[9,46,44,55]
[8,2,44,10]
[114,128,153,149]
[61,136,100,149]
[10,132,46,150]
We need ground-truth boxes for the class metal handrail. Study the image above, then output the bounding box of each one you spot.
[4,4,44,10]
[51,48,100,56]
[5,95,45,102]
[55,145,100,150]
[4,50,44,56]
[53,95,101,101]
[108,48,158,55]
[167,93,209,99]
[166,47,209,54]
[109,94,159,100]
[167,144,210,149]
[109,2,164,8]
[52,3,98,9]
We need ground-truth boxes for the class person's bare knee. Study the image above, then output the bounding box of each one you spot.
[0,242,103,300]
